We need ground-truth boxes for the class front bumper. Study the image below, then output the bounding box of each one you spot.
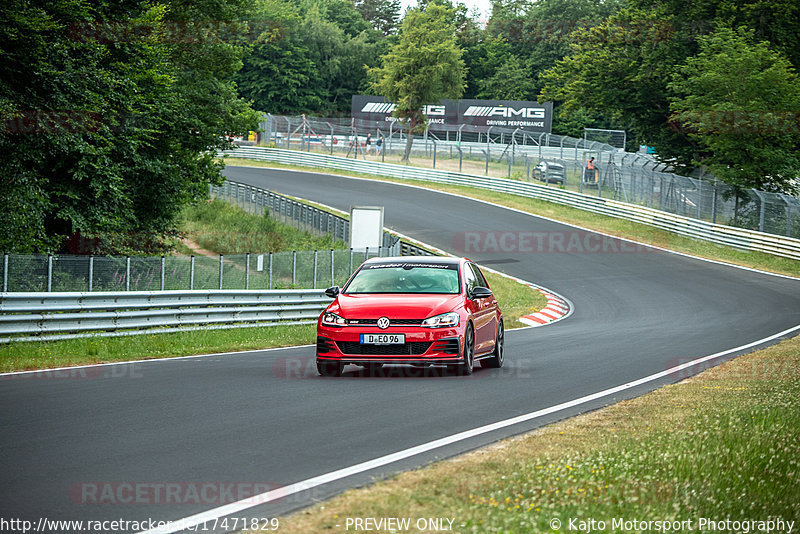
[316,325,463,365]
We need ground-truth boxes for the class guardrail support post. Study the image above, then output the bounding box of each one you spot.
[189,256,194,290]
[219,255,224,290]
[47,255,53,292]
[160,256,165,291]
[3,253,7,292]
[88,255,94,292]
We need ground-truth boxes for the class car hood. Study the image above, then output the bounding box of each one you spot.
[328,293,463,319]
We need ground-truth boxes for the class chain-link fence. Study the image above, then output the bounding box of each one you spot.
[0,248,401,293]
[256,114,800,238]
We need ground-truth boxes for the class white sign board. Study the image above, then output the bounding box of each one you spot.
[349,206,384,252]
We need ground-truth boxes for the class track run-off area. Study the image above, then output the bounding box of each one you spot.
[1,165,799,533]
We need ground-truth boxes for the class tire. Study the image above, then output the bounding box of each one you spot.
[317,360,343,377]
[449,324,474,376]
[480,319,504,369]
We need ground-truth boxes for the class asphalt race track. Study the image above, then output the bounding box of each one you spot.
[2,165,799,533]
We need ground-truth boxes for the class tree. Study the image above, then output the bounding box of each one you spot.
[668,25,800,192]
[539,8,696,157]
[368,3,466,161]
[237,0,381,114]
[0,0,258,254]
[354,0,401,36]
[236,1,323,114]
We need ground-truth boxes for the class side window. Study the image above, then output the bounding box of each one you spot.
[463,264,478,295]
[470,263,488,288]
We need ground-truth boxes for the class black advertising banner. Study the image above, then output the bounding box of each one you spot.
[351,95,553,133]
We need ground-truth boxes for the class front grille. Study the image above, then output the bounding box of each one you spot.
[345,318,424,326]
[336,341,432,355]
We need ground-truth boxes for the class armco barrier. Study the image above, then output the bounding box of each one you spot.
[0,289,329,343]
[222,147,800,260]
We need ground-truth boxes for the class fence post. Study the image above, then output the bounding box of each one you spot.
[756,191,766,232]
[160,256,165,291]
[3,253,7,292]
[88,255,94,292]
[313,250,318,289]
[330,249,335,286]
[349,248,353,275]
[47,255,53,292]
[292,250,297,287]
[126,256,131,291]
[711,180,718,224]
[269,252,273,289]
[219,255,224,290]
[189,256,195,290]
[246,253,251,290]
[364,247,369,261]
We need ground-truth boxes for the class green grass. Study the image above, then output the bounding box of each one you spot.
[484,270,548,328]
[267,334,800,533]
[179,198,343,255]
[224,158,800,277]
[0,325,316,373]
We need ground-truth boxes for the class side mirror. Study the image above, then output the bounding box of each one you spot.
[325,286,340,298]
[470,286,493,300]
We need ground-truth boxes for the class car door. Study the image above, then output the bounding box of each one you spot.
[466,262,497,353]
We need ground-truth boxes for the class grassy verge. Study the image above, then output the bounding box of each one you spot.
[224,158,800,277]
[0,325,317,373]
[179,198,342,254]
[485,271,547,328]
[262,333,800,533]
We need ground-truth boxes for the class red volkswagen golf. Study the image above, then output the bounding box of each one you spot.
[316,256,504,376]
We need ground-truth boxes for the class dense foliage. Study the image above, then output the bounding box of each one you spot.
[2,0,799,255]
[0,0,259,254]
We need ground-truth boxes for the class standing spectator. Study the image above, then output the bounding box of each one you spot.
[376,135,383,155]
[366,133,373,155]
[587,157,597,183]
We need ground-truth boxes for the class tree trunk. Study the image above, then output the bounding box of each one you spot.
[403,120,416,162]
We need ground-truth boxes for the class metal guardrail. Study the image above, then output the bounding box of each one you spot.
[223,147,800,260]
[0,289,329,343]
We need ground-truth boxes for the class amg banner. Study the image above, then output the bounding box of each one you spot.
[352,95,553,133]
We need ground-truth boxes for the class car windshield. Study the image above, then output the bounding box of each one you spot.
[344,263,460,294]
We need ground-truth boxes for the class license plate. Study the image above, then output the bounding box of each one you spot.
[360,334,405,345]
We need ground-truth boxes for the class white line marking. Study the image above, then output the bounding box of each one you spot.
[137,323,800,534]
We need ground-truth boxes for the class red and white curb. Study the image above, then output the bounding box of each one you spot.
[477,267,573,329]
[520,290,571,327]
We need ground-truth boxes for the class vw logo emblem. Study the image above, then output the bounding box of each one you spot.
[377,317,390,329]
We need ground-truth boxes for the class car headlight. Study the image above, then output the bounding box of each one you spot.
[421,312,459,328]
[321,312,347,327]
